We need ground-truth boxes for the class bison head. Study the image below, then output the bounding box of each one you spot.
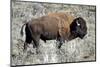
[70,17,87,39]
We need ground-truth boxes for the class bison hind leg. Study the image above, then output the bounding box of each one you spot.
[32,35,41,54]
[23,42,29,52]
[23,35,33,52]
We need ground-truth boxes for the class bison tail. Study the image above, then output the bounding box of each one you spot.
[20,23,26,36]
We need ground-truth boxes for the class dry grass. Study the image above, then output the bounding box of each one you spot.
[11,1,96,66]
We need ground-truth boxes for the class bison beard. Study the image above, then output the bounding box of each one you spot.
[20,12,87,53]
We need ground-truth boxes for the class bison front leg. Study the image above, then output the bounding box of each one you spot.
[56,32,65,49]
[56,37,65,49]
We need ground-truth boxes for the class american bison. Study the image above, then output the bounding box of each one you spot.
[20,12,87,52]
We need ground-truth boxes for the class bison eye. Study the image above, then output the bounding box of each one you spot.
[76,21,80,26]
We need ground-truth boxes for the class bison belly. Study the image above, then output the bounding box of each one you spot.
[40,31,57,41]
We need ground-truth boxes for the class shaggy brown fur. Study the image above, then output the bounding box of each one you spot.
[21,12,87,52]
[47,12,75,39]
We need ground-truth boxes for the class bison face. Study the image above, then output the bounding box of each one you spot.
[70,17,87,39]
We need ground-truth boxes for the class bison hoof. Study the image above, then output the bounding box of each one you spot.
[58,45,61,49]
[36,49,41,54]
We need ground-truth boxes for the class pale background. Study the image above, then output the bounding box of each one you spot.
[0,0,100,67]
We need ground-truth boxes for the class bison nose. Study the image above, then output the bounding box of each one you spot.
[80,33,86,39]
